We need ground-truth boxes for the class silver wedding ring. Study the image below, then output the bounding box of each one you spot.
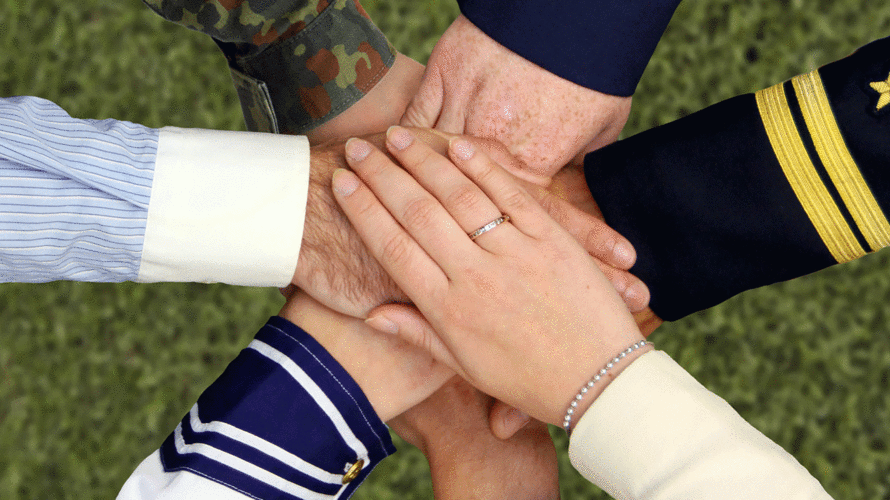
[468,215,510,241]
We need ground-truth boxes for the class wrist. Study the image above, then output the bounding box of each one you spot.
[306,53,424,145]
[562,341,654,431]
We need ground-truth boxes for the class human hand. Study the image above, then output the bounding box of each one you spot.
[389,377,559,500]
[332,126,652,427]
[277,289,453,422]
[295,129,647,317]
[294,133,405,317]
[401,15,631,179]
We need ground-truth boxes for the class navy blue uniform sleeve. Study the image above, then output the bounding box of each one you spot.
[158,316,395,499]
[457,0,682,96]
[583,36,890,320]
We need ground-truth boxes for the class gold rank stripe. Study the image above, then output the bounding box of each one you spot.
[755,82,866,263]
[792,69,890,251]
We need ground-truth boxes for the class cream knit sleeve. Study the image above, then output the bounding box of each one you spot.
[568,350,832,499]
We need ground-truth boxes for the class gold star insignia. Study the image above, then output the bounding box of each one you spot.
[869,73,890,111]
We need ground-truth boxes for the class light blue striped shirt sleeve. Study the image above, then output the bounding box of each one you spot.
[0,95,158,283]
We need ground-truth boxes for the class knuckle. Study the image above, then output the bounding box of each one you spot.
[380,231,415,268]
[362,154,390,178]
[501,187,531,212]
[411,146,439,167]
[537,193,566,223]
[445,183,485,212]
[472,160,499,185]
[401,196,439,230]
[583,224,612,254]
[352,194,380,221]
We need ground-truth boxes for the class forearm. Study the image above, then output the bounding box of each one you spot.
[143,0,396,134]
[0,96,307,285]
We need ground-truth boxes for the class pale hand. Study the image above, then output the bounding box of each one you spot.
[333,127,651,427]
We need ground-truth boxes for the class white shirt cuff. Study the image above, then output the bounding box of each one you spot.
[137,128,309,286]
[568,350,832,500]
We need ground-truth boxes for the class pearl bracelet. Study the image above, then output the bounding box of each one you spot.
[563,340,651,434]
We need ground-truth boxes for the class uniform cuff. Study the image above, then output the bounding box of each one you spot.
[457,0,680,96]
[220,1,396,134]
[569,351,829,499]
[158,317,394,499]
[137,128,308,286]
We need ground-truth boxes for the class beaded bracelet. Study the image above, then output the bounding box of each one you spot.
[563,340,651,434]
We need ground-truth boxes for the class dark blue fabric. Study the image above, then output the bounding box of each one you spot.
[583,36,890,321]
[160,316,395,499]
[457,0,681,96]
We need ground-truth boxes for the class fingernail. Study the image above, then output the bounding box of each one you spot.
[624,281,651,312]
[387,126,414,150]
[332,168,360,197]
[345,138,372,162]
[365,315,399,335]
[614,241,636,268]
[451,138,475,161]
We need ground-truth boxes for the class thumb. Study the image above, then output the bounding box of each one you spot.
[400,65,444,128]
[489,399,531,440]
[365,303,462,374]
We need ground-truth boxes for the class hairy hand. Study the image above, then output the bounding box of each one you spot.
[402,15,631,179]
[389,377,559,500]
[294,133,406,317]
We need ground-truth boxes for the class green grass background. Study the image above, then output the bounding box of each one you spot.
[1,0,889,498]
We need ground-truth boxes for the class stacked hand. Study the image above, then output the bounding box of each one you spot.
[287,39,654,496]
[295,130,649,318]
[332,127,653,427]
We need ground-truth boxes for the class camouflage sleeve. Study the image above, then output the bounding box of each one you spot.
[143,0,396,134]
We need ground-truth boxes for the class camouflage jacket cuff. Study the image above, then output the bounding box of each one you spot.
[218,1,396,134]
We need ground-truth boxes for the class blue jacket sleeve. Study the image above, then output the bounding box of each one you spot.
[457,0,682,96]
[144,316,395,499]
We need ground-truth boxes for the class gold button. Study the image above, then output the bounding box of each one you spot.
[342,459,364,484]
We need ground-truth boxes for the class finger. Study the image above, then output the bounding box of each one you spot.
[470,137,551,187]
[400,65,444,128]
[530,188,636,270]
[488,400,531,440]
[343,137,480,276]
[593,259,651,313]
[365,303,466,378]
[433,103,467,135]
[331,167,446,303]
[634,308,664,337]
[385,126,523,252]
[447,138,556,241]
